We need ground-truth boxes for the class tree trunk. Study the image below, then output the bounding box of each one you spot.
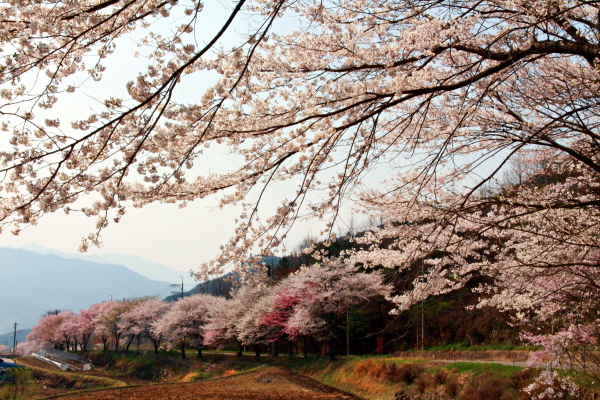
[327,337,336,361]
[114,333,121,351]
[328,315,337,361]
[150,333,161,354]
[125,335,135,351]
[253,344,260,362]
[271,340,279,357]
[180,341,186,360]
[236,340,243,357]
[303,336,308,358]
[313,338,320,358]
[197,345,203,359]
[288,339,293,357]
[136,334,141,353]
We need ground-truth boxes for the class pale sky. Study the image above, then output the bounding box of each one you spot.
[0,1,367,275]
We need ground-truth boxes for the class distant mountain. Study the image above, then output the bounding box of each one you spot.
[164,256,283,302]
[0,329,31,353]
[0,248,173,334]
[20,244,190,285]
[164,273,235,302]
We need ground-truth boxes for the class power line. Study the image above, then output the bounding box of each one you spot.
[170,276,184,300]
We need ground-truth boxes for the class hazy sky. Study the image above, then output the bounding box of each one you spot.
[0,1,366,275]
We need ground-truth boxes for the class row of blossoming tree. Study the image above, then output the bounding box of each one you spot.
[23,264,390,360]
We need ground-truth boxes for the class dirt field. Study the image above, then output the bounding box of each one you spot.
[42,367,362,400]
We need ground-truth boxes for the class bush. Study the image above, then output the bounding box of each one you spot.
[353,359,374,376]
[353,359,391,379]
[415,374,431,393]
[509,368,537,389]
[369,361,387,378]
[433,368,448,385]
[446,379,460,398]
[0,368,33,400]
[460,373,508,400]
[392,362,423,385]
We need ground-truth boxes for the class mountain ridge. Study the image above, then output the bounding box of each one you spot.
[19,244,194,285]
[0,248,173,334]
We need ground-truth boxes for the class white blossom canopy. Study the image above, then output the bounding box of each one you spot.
[1,1,599,333]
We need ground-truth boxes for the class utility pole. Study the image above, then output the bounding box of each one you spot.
[346,304,350,356]
[270,259,275,279]
[416,309,419,350]
[419,259,427,351]
[171,276,184,300]
[422,302,425,352]
[12,322,17,355]
[422,260,424,351]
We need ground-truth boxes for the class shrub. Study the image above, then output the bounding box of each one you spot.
[392,362,423,385]
[0,368,33,400]
[446,379,460,398]
[509,368,537,389]
[353,359,374,376]
[369,361,387,378]
[460,373,508,400]
[385,362,399,382]
[415,374,431,393]
[433,368,448,385]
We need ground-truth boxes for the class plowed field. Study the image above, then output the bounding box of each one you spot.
[45,367,362,400]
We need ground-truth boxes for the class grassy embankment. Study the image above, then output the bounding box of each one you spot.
[286,356,531,400]
[5,349,599,399]
[285,353,599,400]
[1,357,126,399]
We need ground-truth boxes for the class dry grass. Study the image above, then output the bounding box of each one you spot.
[433,368,449,385]
[459,373,508,400]
[415,373,431,393]
[446,379,460,398]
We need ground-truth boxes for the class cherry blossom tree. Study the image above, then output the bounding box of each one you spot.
[261,286,301,356]
[28,311,75,350]
[14,341,38,357]
[0,344,8,355]
[202,296,242,355]
[88,300,139,351]
[119,298,170,354]
[279,262,391,360]
[230,283,277,360]
[153,293,226,359]
[79,303,109,351]
[59,311,91,351]
[0,0,596,273]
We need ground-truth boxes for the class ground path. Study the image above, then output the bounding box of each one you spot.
[40,366,361,400]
